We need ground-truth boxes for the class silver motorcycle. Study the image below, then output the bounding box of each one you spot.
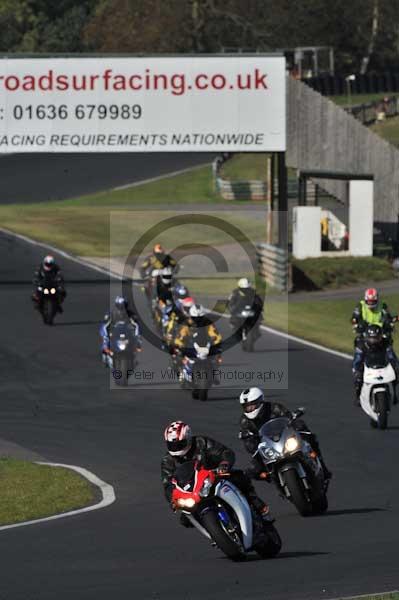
[253,409,329,516]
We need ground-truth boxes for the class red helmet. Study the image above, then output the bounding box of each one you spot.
[364,288,378,308]
[180,296,195,315]
[164,421,192,456]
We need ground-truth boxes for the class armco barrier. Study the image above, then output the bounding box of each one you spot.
[257,243,290,292]
[216,178,268,200]
[213,155,268,201]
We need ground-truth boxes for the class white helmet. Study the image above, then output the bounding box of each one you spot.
[189,304,206,318]
[160,267,173,285]
[164,421,192,456]
[238,277,251,289]
[239,387,264,419]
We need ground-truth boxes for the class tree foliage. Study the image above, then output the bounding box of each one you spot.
[0,0,398,74]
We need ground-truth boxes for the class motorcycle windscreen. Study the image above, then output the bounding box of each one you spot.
[110,321,137,350]
[174,460,196,488]
[259,417,290,442]
[365,347,389,369]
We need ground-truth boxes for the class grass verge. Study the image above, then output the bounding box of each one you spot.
[264,293,399,354]
[329,92,393,107]
[293,257,395,290]
[0,155,270,257]
[371,115,399,147]
[221,153,269,180]
[0,458,96,526]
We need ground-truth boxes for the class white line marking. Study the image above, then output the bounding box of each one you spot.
[0,226,352,361]
[326,590,399,600]
[0,462,115,532]
[260,324,352,361]
[0,227,123,281]
[113,162,211,191]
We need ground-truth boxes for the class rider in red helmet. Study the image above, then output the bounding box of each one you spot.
[352,288,398,401]
[161,421,272,527]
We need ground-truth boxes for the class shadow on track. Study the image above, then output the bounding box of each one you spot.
[54,320,102,327]
[218,551,330,563]
[252,347,305,354]
[277,551,331,559]
[323,508,386,517]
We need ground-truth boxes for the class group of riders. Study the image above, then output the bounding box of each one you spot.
[31,250,399,528]
[97,243,265,380]
[162,386,332,527]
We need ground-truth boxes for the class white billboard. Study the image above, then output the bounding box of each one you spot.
[0,56,286,152]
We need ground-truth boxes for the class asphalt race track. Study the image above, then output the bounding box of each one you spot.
[1,227,399,600]
[0,152,213,204]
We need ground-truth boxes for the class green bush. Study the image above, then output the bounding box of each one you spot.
[292,257,395,290]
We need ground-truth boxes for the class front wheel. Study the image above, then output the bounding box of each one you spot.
[375,391,389,430]
[201,510,245,561]
[42,298,56,325]
[254,523,282,559]
[114,357,130,386]
[282,468,312,516]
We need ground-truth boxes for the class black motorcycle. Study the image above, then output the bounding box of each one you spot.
[231,305,261,352]
[35,282,62,325]
[180,334,221,401]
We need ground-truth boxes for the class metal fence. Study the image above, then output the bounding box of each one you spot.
[257,243,290,291]
[305,72,399,96]
[212,156,268,200]
[287,77,399,232]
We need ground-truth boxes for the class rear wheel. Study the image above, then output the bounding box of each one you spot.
[283,468,312,516]
[241,329,255,352]
[201,510,245,561]
[254,523,282,558]
[312,492,328,514]
[375,391,389,430]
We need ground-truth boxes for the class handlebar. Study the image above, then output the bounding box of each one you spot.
[288,407,305,424]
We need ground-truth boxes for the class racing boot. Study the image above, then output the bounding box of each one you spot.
[307,434,332,482]
[249,496,275,524]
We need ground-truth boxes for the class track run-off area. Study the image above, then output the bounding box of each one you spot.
[0,155,398,600]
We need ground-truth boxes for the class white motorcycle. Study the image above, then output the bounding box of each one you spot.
[171,460,281,561]
[360,357,396,430]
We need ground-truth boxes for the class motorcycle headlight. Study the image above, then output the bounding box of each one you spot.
[199,477,213,498]
[43,288,49,295]
[50,288,56,294]
[117,340,129,351]
[260,445,279,461]
[177,497,196,509]
[285,437,299,453]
